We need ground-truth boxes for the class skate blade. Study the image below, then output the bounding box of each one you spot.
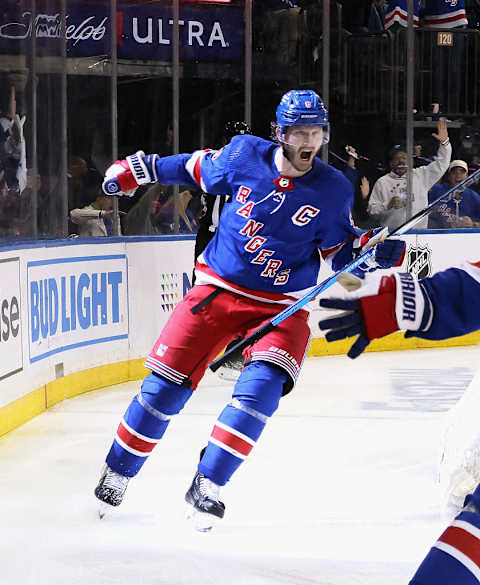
[216,367,240,382]
[97,500,115,520]
[185,503,217,532]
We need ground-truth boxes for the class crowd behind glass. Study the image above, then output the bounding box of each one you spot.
[1,0,480,242]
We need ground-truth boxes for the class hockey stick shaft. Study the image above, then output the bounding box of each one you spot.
[209,167,480,372]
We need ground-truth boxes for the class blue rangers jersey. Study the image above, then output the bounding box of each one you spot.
[151,135,362,303]
[385,0,421,29]
[421,0,468,28]
[407,260,480,340]
[428,182,480,228]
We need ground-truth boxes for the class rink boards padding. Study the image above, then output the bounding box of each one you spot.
[0,231,479,437]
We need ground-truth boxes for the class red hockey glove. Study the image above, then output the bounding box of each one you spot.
[102,150,158,197]
[318,272,430,358]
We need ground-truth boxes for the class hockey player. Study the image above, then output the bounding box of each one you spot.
[95,89,406,531]
[318,262,480,584]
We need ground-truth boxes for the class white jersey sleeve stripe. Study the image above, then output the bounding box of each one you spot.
[214,421,256,446]
[185,149,210,191]
[462,261,480,285]
[434,541,480,581]
[120,418,162,443]
[452,519,480,541]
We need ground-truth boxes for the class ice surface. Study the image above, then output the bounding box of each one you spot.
[1,346,478,585]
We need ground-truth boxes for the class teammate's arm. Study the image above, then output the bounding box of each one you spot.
[102,146,234,198]
[318,261,480,358]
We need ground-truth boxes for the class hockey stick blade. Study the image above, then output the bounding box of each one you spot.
[209,323,275,372]
[208,167,480,372]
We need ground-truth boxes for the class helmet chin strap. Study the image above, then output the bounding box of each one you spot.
[276,129,299,168]
[281,142,292,163]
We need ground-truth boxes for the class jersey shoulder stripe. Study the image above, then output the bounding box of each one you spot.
[462,261,480,285]
[434,517,480,581]
[185,149,212,190]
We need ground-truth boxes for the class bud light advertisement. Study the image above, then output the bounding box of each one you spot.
[27,254,129,363]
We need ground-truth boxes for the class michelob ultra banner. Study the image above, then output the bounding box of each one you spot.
[0,0,243,61]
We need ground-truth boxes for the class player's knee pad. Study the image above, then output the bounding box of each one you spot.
[232,361,287,417]
[140,372,193,416]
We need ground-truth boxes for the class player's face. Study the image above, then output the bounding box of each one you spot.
[282,126,324,172]
[390,151,408,176]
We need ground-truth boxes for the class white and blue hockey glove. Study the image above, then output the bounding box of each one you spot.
[355,228,406,275]
[318,271,431,358]
[102,150,158,197]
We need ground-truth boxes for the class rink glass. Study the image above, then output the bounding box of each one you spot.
[1,1,480,242]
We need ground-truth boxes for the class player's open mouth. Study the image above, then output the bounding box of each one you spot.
[300,150,312,161]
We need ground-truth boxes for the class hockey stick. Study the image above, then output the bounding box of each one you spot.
[209,167,480,372]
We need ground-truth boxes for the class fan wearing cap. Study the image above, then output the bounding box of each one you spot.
[428,160,480,229]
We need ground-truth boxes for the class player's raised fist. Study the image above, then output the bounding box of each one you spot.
[102,150,158,197]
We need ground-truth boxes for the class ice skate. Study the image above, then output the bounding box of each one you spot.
[438,370,480,520]
[216,353,243,382]
[94,464,130,519]
[441,466,479,520]
[185,471,225,532]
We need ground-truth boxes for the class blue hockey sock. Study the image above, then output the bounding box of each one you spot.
[409,509,480,584]
[106,373,192,477]
[198,362,286,486]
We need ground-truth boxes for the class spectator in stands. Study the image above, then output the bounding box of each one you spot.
[67,157,107,235]
[413,141,433,167]
[70,189,122,237]
[342,145,374,228]
[368,0,388,32]
[91,125,111,176]
[0,70,27,200]
[466,0,480,28]
[0,69,28,240]
[339,0,372,33]
[458,124,480,167]
[149,186,198,235]
[67,156,89,211]
[366,118,451,230]
[124,183,169,235]
[262,1,301,66]
[428,159,480,228]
